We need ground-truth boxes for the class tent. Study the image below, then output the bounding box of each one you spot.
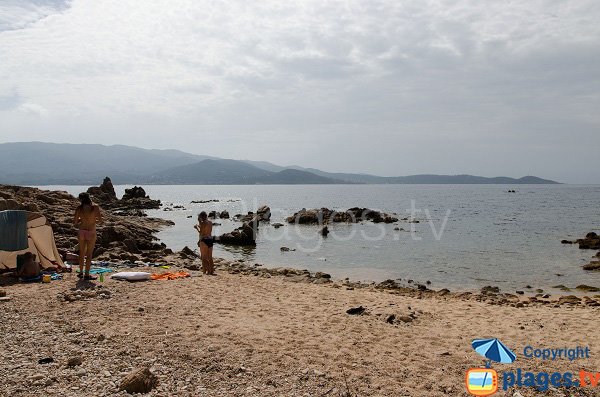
[0,212,64,271]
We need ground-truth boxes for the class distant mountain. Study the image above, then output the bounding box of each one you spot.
[0,142,214,184]
[0,142,560,185]
[146,160,348,184]
[257,169,347,184]
[243,160,559,185]
[148,159,273,184]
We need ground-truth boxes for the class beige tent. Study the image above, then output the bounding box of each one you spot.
[0,212,64,271]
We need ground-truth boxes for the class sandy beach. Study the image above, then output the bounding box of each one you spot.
[2,258,599,397]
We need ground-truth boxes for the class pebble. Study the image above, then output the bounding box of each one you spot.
[76,369,87,377]
[67,356,83,367]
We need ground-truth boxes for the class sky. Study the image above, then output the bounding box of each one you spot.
[0,0,599,183]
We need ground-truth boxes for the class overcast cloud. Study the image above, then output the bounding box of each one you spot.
[0,0,599,182]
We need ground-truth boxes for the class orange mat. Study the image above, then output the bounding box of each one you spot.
[150,271,190,280]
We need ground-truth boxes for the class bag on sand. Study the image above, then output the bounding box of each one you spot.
[111,272,151,281]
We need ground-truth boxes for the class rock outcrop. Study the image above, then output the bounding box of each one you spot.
[219,222,257,246]
[235,205,271,223]
[287,207,398,224]
[0,183,172,263]
[576,232,600,250]
[86,177,117,203]
[564,232,600,271]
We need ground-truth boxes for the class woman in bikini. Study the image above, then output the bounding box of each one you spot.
[194,211,214,275]
[73,192,103,280]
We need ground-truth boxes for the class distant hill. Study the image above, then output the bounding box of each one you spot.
[0,142,215,184]
[146,160,348,184]
[0,142,560,185]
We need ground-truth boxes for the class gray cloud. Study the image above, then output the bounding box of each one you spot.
[0,0,599,182]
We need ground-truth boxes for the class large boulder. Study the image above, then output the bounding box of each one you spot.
[87,177,117,203]
[122,186,148,200]
[577,232,600,250]
[219,222,257,245]
[257,205,271,221]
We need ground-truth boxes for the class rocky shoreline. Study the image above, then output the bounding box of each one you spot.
[562,232,600,271]
[1,180,599,308]
[0,179,175,265]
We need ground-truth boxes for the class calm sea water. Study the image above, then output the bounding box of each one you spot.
[47,184,600,292]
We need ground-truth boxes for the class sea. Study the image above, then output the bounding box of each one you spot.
[46,184,600,292]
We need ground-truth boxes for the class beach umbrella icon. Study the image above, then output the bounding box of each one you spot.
[472,338,516,366]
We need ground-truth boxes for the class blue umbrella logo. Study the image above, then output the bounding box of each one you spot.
[472,338,517,367]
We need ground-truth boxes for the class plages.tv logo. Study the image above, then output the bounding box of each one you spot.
[466,338,516,396]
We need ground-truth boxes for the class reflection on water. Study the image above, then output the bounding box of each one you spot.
[219,244,257,262]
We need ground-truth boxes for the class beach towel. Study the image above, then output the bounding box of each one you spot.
[150,271,190,280]
[0,210,28,251]
[20,275,42,283]
[76,267,113,275]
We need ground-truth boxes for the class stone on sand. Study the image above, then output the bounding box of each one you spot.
[119,367,158,394]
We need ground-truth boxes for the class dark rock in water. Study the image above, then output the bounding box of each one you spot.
[122,186,147,200]
[219,210,230,219]
[87,177,117,203]
[257,205,271,221]
[287,207,398,224]
[320,225,329,236]
[272,223,284,228]
[574,232,600,250]
[208,210,218,218]
[481,286,500,294]
[561,240,574,244]
[237,206,270,223]
[516,290,524,295]
[219,222,257,245]
[576,284,600,292]
[346,306,366,315]
[119,367,158,394]
[583,261,600,271]
[280,246,296,252]
[191,199,219,203]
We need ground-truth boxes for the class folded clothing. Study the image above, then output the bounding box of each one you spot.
[151,271,190,280]
[0,210,28,251]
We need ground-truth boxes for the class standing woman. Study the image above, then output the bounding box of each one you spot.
[194,211,214,275]
[73,192,103,280]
